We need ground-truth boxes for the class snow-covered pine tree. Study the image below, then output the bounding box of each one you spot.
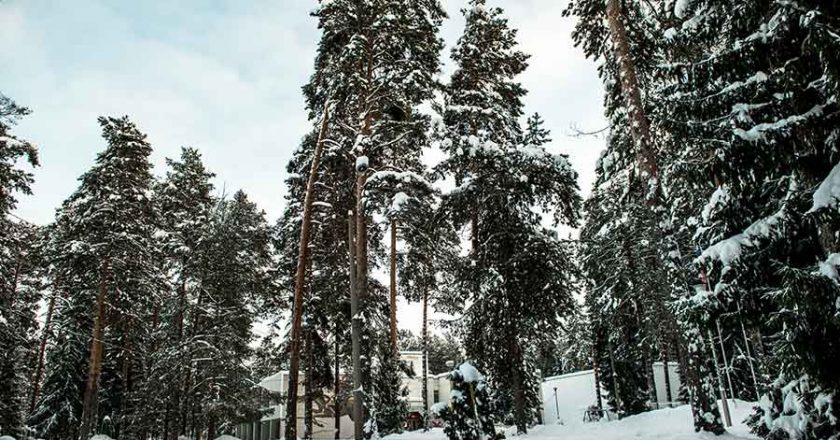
[30,116,163,440]
[301,1,446,437]
[438,2,581,433]
[145,147,217,439]
[536,305,593,377]
[0,93,41,438]
[658,0,840,437]
[0,222,44,438]
[190,190,272,439]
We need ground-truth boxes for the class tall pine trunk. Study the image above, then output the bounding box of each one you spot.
[511,340,528,434]
[334,321,341,440]
[350,106,373,439]
[389,219,398,352]
[348,212,363,440]
[80,258,110,440]
[285,105,331,440]
[304,327,314,440]
[605,0,656,190]
[421,288,429,431]
[592,344,603,411]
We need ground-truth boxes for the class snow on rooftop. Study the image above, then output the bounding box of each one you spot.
[257,371,285,393]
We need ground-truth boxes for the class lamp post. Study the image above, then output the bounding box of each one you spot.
[553,387,560,421]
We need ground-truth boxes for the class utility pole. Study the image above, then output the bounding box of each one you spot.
[708,330,733,427]
[716,319,736,407]
[736,302,760,397]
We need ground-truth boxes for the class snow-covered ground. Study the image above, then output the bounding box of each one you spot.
[384,401,758,440]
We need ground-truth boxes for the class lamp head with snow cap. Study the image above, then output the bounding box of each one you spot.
[355,155,369,173]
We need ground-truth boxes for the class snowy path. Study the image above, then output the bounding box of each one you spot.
[384,401,758,440]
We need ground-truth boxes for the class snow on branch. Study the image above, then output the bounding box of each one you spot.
[697,206,788,267]
[366,170,435,192]
[733,104,827,142]
[808,161,840,213]
[817,253,840,284]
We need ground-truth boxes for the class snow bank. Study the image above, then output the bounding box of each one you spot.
[383,400,758,440]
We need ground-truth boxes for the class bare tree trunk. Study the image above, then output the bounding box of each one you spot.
[354,175,368,305]
[592,344,603,411]
[421,288,429,431]
[643,350,656,409]
[350,108,373,440]
[80,258,110,440]
[607,339,622,416]
[207,419,216,440]
[334,321,341,440]
[304,327,314,440]
[30,283,59,414]
[511,341,527,434]
[389,219,398,353]
[605,0,657,196]
[348,212,364,440]
[285,105,331,440]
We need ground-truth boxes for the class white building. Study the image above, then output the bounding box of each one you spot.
[235,351,451,440]
[235,355,683,439]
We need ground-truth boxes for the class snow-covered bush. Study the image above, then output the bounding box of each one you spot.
[433,362,503,440]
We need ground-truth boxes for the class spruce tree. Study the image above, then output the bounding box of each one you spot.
[658,0,840,436]
[197,191,272,438]
[146,147,217,440]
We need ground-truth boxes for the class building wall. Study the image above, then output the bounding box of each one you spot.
[541,364,684,426]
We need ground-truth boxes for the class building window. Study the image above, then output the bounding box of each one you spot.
[433,389,439,403]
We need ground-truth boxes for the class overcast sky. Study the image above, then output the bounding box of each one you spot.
[1,0,606,332]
